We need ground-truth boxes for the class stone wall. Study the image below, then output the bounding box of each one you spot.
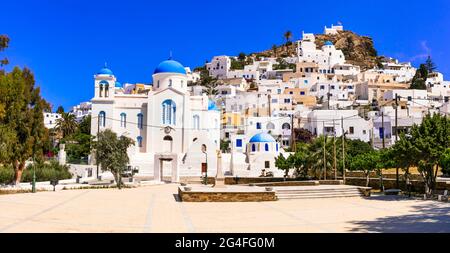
[178,188,277,202]
[345,171,423,181]
[224,177,298,185]
[346,178,450,193]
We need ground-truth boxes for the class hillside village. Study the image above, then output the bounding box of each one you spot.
[52,23,450,179]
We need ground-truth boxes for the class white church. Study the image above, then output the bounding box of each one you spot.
[90,58,225,182]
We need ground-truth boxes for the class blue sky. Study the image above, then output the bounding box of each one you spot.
[2,0,450,111]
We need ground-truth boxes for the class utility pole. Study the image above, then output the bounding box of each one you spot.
[323,121,327,180]
[333,119,337,180]
[341,116,346,184]
[395,94,400,188]
[381,111,386,149]
[97,115,100,180]
[395,94,399,142]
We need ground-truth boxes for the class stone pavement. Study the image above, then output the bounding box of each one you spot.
[0,184,449,233]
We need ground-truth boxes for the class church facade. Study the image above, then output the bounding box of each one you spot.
[90,59,221,181]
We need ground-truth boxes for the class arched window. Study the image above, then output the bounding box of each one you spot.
[162,100,176,125]
[157,80,160,88]
[120,113,127,128]
[282,123,291,130]
[137,113,144,129]
[99,84,104,97]
[267,122,275,130]
[99,111,106,127]
[252,144,256,152]
[105,84,109,97]
[276,144,279,152]
[193,115,200,130]
[137,136,143,148]
[265,143,269,152]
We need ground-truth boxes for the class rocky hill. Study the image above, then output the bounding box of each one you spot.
[253,30,383,71]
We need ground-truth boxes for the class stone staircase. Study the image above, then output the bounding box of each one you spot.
[275,186,366,200]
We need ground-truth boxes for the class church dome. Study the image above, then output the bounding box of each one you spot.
[324,41,334,46]
[208,100,220,111]
[115,81,122,88]
[154,59,186,75]
[98,67,114,76]
[249,133,276,143]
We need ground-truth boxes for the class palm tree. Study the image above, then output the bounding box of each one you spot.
[307,135,334,180]
[284,31,293,45]
[55,113,78,138]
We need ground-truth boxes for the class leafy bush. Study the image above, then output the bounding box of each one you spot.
[0,161,72,184]
[23,161,72,182]
[0,165,14,185]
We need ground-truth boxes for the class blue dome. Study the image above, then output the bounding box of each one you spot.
[250,133,276,143]
[324,41,334,46]
[115,81,122,88]
[154,59,186,75]
[208,100,220,111]
[98,67,114,75]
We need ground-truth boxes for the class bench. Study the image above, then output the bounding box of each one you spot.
[385,189,401,196]
[438,190,448,202]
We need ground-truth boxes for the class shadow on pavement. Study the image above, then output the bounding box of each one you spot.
[349,202,450,233]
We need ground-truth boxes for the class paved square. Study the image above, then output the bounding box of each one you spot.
[0,184,449,233]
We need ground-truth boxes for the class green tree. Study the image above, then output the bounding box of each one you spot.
[220,139,230,153]
[425,56,437,73]
[56,106,65,114]
[94,129,135,189]
[350,151,380,187]
[410,64,428,90]
[0,67,50,184]
[55,112,78,138]
[0,35,9,67]
[79,115,91,135]
[439,148,450,177]
[237,52,246,62]
[410,113,450,194]
[275,153,292,178]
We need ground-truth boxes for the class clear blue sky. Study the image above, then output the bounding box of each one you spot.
[3,0,450,111]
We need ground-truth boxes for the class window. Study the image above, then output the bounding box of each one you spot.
[252,144,256,152]
[276,144,279,152]
[137,113,144,129]
[120,113,127,128]
[157,80,160,88]
[320,85,325,90]
[162,100,176,125]
[267,122,275,130]
[284,99,291,103]
[265,161,270,168]
[99,111,106,127]
[256,122,262,129]
[272,99,278,103]
[193,115,200,130]
[137,136,143,148]
[99,84,103,97]
[349,127,354,134]
[282,123,291,130]
[236,139,243,148]
[265,143,269,152]
[300,91,306,95]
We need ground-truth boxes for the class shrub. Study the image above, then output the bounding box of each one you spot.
[0,161,72,184]
[0,165,14,185]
